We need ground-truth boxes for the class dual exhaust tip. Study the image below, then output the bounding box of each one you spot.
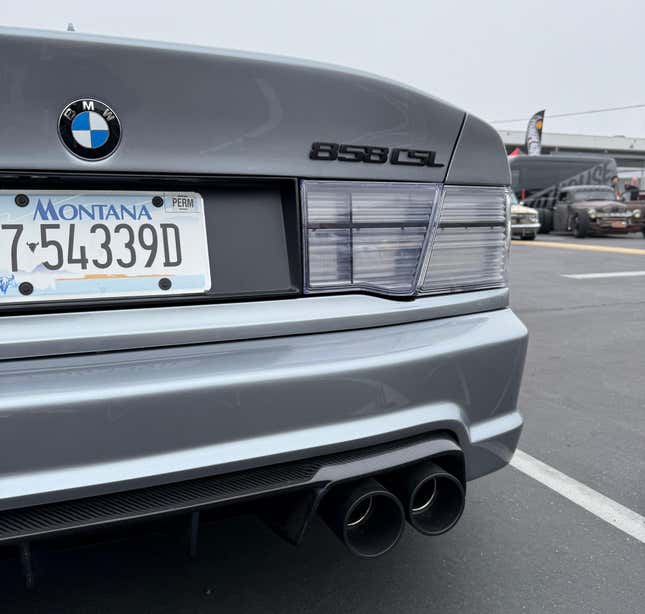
[320,460,465,558]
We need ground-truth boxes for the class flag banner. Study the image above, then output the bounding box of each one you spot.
[525,110,545,156]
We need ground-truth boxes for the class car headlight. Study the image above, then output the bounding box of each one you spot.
[588,208,596,219]
[634,209,642,218]
[301,181,509,296]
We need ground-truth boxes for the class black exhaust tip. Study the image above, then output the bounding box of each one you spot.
[319,477,405,558]
[381,460,465,536]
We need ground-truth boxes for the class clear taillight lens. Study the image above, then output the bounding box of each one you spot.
[302,181,439,295]
[301,181,510,297]
[419,186,510,294]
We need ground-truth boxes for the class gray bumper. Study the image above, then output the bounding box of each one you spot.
[0,295,527,511]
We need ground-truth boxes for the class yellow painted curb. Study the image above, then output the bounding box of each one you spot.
[511,240,645,256]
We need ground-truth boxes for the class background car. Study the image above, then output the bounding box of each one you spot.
[510,191,540,240]
[554,185,642,237]
[509,154,618,233]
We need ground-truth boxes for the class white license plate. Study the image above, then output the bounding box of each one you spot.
[0,191,210,303]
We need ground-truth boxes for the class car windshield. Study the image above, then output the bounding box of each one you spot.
[571,189,615,201]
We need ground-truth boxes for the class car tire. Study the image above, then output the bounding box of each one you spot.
[522,233,536,241]
[538,209,552,234]
[573,212,591,238]
[641,227,645,238]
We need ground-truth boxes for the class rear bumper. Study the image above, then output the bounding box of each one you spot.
[590,221,641,234]
[0,296,527,512]
[511,222,540,231]
[511,222,539,238]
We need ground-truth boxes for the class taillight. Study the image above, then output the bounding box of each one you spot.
[301,181,439,295]
[301,181,510,297]
[418,186,509,295]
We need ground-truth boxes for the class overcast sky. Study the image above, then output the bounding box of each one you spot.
[4,0,645,137]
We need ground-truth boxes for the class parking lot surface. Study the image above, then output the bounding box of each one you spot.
[2,234,644,614]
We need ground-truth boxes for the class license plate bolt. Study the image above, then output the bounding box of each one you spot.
[15,194,29,207]
[19,282,34,296]
[152,196,164,207]
[159,277,172,290]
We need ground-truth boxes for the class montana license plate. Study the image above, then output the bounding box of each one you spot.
[0,191,210,303]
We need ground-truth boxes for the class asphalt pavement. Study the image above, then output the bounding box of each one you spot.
[2,232,644,613]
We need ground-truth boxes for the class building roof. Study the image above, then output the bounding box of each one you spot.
[499,129,645,165]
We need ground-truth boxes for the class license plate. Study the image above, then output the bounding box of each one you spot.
[0,191,210,303]
[611,220,627,228]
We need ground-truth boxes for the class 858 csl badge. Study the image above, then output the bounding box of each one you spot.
[309,142,444,167]
[58,98,121,161]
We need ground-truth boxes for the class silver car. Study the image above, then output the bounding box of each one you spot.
[510,192,540,240]
[0,28,527,567]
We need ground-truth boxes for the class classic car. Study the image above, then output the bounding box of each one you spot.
[553,185,642,237]
[509,155,618,233]
[0,27,527,578]
[510,191,539,240]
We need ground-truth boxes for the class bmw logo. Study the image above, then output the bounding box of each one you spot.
[58,99,121,160]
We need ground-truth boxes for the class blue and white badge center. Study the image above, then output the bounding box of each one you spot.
[71,111,110,149]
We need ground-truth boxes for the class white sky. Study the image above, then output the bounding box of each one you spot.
[3,0,645,137]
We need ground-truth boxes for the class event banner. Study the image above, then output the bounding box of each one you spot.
[525,110,545,155]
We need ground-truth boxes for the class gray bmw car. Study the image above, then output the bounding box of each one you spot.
[0,27,527,569]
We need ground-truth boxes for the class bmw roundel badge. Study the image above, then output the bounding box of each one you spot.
[58,99,121,160]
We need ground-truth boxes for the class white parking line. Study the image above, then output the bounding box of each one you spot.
[510,450,645,543]
[562,271,645,280]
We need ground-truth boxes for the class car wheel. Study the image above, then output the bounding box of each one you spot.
[522,233,536,241]
[642,227,645,238]
[538,209,552,234]
[573,212,591,238]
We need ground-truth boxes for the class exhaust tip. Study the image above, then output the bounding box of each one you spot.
[343,491,403,558]
[320,478,405,558]
[380,459,466,537]
[408,471,464,535]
